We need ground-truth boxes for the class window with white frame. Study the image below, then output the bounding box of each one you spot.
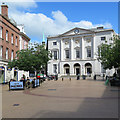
[53,42,57,45]
[6,30,8,41]
[76,49,80,58]
[65,50,69,59]
[0,46,3,58]
[11,34,14,44]
[87,47,91,57]
[6,48,8,59]
[0,27,3,38]
[53,64,57,73]
[101,37,106,41]
[53,51,57,60]
[11,50,14,60]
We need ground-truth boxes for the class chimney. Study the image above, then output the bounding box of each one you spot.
[1,4,8,18]
[97,26,104,29]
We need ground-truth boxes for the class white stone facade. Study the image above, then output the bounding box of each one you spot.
[47,27,115,77]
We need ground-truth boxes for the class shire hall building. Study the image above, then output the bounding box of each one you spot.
[47,27,115,78]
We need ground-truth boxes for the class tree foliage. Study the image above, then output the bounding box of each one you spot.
[8,43,52,72]
[98,35,120,70]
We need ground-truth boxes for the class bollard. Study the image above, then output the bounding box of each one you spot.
[62,78,63,81]
[94,75,96,80]
[69,78,71,81]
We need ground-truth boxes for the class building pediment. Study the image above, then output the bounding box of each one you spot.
[59,27,94,37]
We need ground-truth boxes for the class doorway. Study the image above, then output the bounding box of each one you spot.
[74,63,80,75]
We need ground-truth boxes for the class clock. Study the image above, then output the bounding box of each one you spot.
[74,29,79,34]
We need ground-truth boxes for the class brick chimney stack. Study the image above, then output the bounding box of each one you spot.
[1,4,8,18]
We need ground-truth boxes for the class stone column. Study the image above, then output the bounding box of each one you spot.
[70,38,73,60]
[92,35,95,59]
[60,39,63,61]
[81,37,84,59]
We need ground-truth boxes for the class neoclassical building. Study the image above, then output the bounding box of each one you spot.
[47,27,115,77]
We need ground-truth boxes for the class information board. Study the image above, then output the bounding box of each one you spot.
[9,81,24,90]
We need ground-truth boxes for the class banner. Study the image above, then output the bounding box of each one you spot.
[9,81,24,90]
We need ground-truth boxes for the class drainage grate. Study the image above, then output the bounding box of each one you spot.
[13,104,20,106]
[110,90,120,92]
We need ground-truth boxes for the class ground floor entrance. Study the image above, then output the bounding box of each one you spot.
[0,66,5,83]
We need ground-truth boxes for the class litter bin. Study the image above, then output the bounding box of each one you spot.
[82,75,86,80]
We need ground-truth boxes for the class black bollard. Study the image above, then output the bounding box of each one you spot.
[94,75,96,80]
[69,78,71,81]
[62,78,63,81]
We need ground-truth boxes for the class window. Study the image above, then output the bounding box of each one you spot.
[0,46,3,58]
[6,48,8,59]
[0,27,3,38]
[65,50,69,59]
[11,34,13,44]
[53,42,57,45]
[16,36,18,45]
[15,52,17,59]
[53,51,57,60]
[24,40,26,49]
[76,50,80,58]
[53,64,57,73]
[11,50,14,60]
[6,30,8,41]
[87,47,91,57]
[101,37,106,40]
[101,65,106,73]
[16,36,18,46]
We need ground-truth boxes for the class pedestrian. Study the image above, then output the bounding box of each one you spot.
[23,74,26,80]
[103,73,105,81]
[26,77,30,88]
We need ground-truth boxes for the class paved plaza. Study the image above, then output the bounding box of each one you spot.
[1,78,119,118]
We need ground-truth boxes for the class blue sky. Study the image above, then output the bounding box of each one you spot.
[4,2,118,43]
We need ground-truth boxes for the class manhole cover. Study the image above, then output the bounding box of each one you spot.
[48,89,56,91]
[13,104,20,106]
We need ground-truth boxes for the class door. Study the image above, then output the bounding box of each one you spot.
[87,68,92,74]
[66,68,69,74]
[0,70,5,83]
[76,68,80,75]
[14,71,17,81]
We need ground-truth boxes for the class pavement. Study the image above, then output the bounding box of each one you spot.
[1,78,119,118]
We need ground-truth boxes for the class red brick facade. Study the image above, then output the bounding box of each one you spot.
[0,14,20,61]
[0,5,30,62]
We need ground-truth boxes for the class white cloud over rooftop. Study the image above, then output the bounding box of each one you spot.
[0,1,113,42]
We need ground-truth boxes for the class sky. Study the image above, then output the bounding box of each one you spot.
[0,1,118,43]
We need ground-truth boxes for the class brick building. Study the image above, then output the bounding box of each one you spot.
[0,4,30,83]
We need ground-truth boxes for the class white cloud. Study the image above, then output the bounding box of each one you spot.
[1,1,113,42]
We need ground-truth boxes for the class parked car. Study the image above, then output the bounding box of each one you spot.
[37,74,46,79]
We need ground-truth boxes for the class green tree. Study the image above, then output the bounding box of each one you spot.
[8,43,52,73]
[98,35,120,75]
